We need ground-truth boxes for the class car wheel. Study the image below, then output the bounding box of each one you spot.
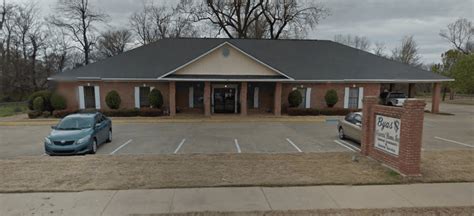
[338,127,345,139]
[90,139,98,154]
[388,102,393,106]
[106,130,112,143]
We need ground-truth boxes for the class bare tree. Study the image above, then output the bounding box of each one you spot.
[373,42,386,57]
[439,18,473,54]
[391,35,422,67]
[49,0,108,65]
[333,34,371,51]
[97,29,132,58]
[190,0,264,38]
[187,0,327,39]
[260,0,327,39]
[130,3,155,45]
[130,1,197,45]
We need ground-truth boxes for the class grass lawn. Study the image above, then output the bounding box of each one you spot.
[0,150,472,193]
[0,103,28,117]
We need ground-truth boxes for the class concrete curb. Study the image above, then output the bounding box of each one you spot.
[1,183,472,215]
[0,117,329,126]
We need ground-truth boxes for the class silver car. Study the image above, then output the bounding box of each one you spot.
[337,112,362,143]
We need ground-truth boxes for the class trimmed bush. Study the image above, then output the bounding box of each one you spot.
[288,108,320,116]
[139,108,163,117]
[27,110,42,119]
[28,90,52,111]
[32,97,44,111]
[105,90,121,109]
[325,89,339,107]
[42,111,51,118]
[288,90,303,108]
[53,109,78,118]
[51,93,67,110]
[100,108,139,117]
[149,89,163,108]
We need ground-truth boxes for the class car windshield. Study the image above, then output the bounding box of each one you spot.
[390,93,406,98]
[56,116,94,130]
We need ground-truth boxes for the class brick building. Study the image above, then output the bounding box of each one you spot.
[50,38,452,116]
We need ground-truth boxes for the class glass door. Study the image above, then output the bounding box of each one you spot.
[213,88,236,113]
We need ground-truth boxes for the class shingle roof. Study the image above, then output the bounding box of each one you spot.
[52,38,451,82]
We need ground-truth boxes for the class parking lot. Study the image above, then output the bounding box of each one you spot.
[0,103,472,159]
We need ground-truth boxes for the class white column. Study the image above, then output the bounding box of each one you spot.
[94,86,101,109]
[344,87,349,108]
[305,88,312,108]
[358,87,364,109]
[78,86,85,109]
[253,87,259,108]
[134,87,140,108]
[189,86,194,108]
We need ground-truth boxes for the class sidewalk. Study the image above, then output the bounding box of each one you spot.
[1,183,472,215]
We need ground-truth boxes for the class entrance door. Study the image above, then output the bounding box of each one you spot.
[84,86,96,109]
[213,88,236,113]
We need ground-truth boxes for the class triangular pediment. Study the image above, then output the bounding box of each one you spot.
[168,43,288,78]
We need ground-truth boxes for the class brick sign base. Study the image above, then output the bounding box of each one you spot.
[361,96,426,176]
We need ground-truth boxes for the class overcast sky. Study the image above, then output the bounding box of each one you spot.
[14,0,474,64]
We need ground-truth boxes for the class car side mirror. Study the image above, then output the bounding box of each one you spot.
[51,125,57,129]
[95,123,101,129]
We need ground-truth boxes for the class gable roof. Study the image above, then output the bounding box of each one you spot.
[51,38,452,82]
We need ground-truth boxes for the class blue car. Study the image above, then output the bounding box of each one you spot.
[44,112,112,155]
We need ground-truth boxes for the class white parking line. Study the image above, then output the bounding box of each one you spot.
[338,139,361,151]
[234,139,241,153]
[333,140,357,152]
[174,139,186,154]
[110,139,132,155]
[434,136,474,148]
[286,138,302,153]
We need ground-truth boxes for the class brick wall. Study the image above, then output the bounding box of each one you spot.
[56,81,170,110]
[361,96,425,176]
[281,83,380,112]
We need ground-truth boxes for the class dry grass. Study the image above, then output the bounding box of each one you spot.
[143,206,474,216]
[0,150,472,193]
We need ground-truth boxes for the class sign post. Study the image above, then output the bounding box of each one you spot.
[361,96,425,176]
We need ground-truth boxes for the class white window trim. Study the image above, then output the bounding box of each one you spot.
[189,86,194,108]
[344,87,349,108]
[305,88,312,108]
[358,87,364,109]
[94,86,101,109]
[134,87,140,108]
[78,86,85,109]
[253,87,259,109]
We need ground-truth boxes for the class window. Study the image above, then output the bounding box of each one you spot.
[83,86,96,109]
[348,88,359,109]
[139,87,150,107]
[354,114,362,124]
[345,113,362,125]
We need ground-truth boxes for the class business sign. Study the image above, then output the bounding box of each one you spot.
[374,115,400,155]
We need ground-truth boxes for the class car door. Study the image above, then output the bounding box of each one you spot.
[95,114,107,143]
[352,114,363,142]
[345,114,360,140]
[342,114,356,139]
